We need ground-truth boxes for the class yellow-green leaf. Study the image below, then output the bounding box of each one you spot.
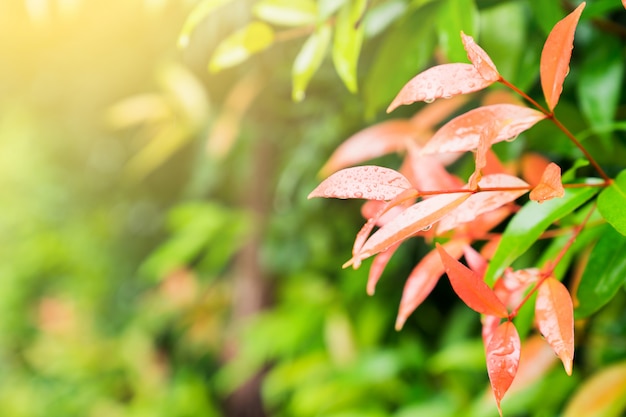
[563,361,626,417]
[178,0,233,48]
[332,0,366,93]
[208,21,275,73]
[253,0,317,27]
[292,23,331,101]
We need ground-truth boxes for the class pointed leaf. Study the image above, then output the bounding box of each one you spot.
[209,21,275,72]
[536,277,574,375]
[575,226,626,318]
[437,243,509,318]
[485,183,600,284]
[353,193,470,263]
[253,0,317,27]
[437,174,529,234]
[367,243,401,296]
[396,240,467,330]
[320,120,422,177]
[292,23,331,102]
[308,166,412,200]
[598,169,626,236]
[521,152,551,186]
[464,245,488,277]
[540,2,585,111]
[421,104,546,155]
[508,335,559,396]
[529,162,564,202]
[563,361,626,417]
[486,321,521,416]
[178,0,233,48]
[332,0,366,93]
[387,64,495,112]
[461,31,500,81]
[468,121,495,190]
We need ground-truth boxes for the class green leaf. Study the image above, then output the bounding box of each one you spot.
[485,184,600,284]
[577,32,624,148]
[178,0,233,48]
[332,0,367,93]
[436,0,478,63]
[363,3,437,118]
[208,21,275,73]
[527,0,565,37]
[292,24,331,102]
[575,226,626,318]
[362,0,407,38]
[598,170,626,236]
[253,0,317,27]
[478,1,526,82]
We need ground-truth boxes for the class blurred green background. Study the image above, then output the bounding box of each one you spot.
[2,0,626,416]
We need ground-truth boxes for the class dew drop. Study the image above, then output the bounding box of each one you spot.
[442,94,452,99]
[468,82,476,88]
[505,134,519,143]
[355,191,364,198]
[424,97,435,104]
[421,224,433,231]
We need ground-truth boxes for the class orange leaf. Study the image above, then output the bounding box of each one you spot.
[387,63,495,113]
[367,243,401,296]
[319,120,422,176]
[437,243,509,318]
[406,145,464,193]
[461,32,500,82]
[409,94,470,130]
[395,240,467,330]
[437,174,528,234]
[308,166,413,200]
[540,2,585,112]
[468,121,495,190]
[529,162,564,202]
[350,192,470,265]
[521,152,551,186]
[486,321,521,416]
[421,104,546,155]
[463,245,488,277]
[535,276,575,375]
[508,335,559,396]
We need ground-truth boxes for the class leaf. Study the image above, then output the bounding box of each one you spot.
[367,243,401,296]
[208,21,275,72]
[535,277,574,375]
[352,192,470,264]
[575,226,626,318]
[485,184,600,284]
[529,162,564,202]
[406,145,465,193]
[598,170,626,235]
[320,120,421,177]
[437,174,529,234]
[437,243,509,318]
[521,152,551,186]
[292,23,331,102]
[461,31,499,82]
[436,0,478,63]
[332,0,366,93]
[507,335,559,396]
[387,64,495,113]
[562,361,626,417]
[396,240,467,330]
[540,2,585,112]
[486,321,521,416]
[253,0,317,27]
[421,104,546,155]
[178,0,233,48]
[308,166,413,200]
[467,121,495,190]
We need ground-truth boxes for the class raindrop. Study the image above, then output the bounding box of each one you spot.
[424,97,435,104]
[355,191,364,198]
[421,224,433,231]
[505,134,519,143]
[442,94,452,99]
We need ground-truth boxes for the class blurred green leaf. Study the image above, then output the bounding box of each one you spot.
[253,0,317,27]
[362,0,407,38]
[436,0,478,63]
[576,226,626,318]
[577,32,624,148]
[485,184,600,284]
[208,21,275,73]
[527,0,565,36]
[332,0,367,93]
[598,170,626,236]
[178,0,233,48]
[292,23,331,101]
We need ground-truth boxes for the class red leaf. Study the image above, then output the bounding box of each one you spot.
[461,32,500,82]
[395,240,467,330]
[437,243,509,318]
[540,2,586,112]
[319,120,423,176]
[349,192,470,265]
[437,174,529,234]
[387,64,495,113]
[521,152,551,186]
[421,104,546,155]
[529,162,565,202]
[367,243,401,296]
[308,166,413,200]
[486,321,521,416]
[535,276,575,375]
